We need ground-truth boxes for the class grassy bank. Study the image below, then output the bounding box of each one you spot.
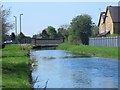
[57,43,119,59]
[2,44,32,88]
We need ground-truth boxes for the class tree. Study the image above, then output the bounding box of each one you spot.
[46,26,58,39]
[57,27,68,40]
[68,14,92,45]
[32,34,37,38]
[0,5,13,43]
[119,1,120,6]
[57,30,63,39]
[17,32,26,43]
[41,29,49,39]
[91,24,99,37]
[10,32,16,41]
[57,24,69,40]
[60,24,70,30]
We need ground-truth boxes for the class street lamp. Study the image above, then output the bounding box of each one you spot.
[20,14,23,33]
[13,16,17,36]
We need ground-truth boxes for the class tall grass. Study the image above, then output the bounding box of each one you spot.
[2,44,31,88]
[57,43,119,59]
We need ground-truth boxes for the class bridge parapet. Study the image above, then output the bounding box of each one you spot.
[31,38,64,47]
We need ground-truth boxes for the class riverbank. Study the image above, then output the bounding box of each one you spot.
[2,44,32,88]
[57,43,119,59]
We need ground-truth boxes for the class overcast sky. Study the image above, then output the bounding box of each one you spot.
[2,2,118,37]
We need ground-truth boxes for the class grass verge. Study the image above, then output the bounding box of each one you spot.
[57,43,119,59]
[2,44,32,88]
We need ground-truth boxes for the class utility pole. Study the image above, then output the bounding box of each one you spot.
[13,16,17,36]
[20,14,23,33]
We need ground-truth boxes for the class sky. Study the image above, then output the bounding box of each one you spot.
[2,2,118,37]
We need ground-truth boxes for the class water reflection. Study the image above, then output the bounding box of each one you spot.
[31,50,118,88]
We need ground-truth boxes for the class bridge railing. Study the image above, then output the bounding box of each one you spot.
[31,38,64,46]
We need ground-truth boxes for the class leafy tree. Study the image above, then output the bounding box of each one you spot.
[91,24,99,37]
[57,30,63,39]
[46,26,58,39]
[0,5,13,43]
[60,24,70,30]
[119,1,120,6]
[32,34,37,38]
[32,33,42,38]
[17,32,26,43]
[57,27,68,40]
[10,32,16,41]
[68,14,92,45]
[41,29,49,39]
[57,24,69,40]
[38,33,42,38]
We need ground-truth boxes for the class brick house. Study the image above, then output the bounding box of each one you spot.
[98,6,120,37]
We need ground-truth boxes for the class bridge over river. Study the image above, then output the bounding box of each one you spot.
[31,38,64,48]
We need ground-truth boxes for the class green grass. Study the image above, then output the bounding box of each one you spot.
[57,43,119,59]
[2,44,32,88]
[0,57,2,90]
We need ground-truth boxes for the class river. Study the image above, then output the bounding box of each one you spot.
[30,49,119,88]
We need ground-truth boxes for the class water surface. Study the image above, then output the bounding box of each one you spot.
[31,50,118,88]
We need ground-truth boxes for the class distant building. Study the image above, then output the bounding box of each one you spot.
[98,6,120,37]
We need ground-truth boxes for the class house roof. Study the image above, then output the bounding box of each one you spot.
[107,6,120,23]
[98,12,105,26]
[98,6,120,26]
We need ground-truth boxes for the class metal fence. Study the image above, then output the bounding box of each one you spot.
[89,36,120,47]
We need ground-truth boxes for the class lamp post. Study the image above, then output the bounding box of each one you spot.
[20,14,23,33]
[13,16,17,36]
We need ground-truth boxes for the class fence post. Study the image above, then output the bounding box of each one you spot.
[115,36,117,47]
[118,36,120,47]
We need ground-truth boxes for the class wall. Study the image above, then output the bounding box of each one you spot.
[105,9,113,34]
[99,16,106,34]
